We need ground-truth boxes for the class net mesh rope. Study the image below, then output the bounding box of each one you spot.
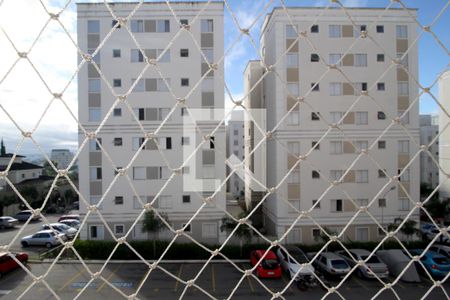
[0,0,449,299]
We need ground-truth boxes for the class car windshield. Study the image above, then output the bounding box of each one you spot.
[289,250,309,264]
[433,257,450,265]
[262,259,279,269]
[360,255,381,264]
[58,224,71,230]
[331,260,349,269]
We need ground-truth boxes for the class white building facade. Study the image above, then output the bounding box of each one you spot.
[245,8,420,244]
[420,115,439,190]
[227,110,245,198]
[77,2,226,243]
[50,149,74,170]
[439,71,450,200]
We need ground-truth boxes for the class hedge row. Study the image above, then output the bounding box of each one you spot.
[62,239,431,260]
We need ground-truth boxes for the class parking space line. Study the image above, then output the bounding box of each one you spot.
[174,264,183,292]
[96,264,122,292]
[211,264,216,292]
[352,277,370,291]
[58,268,85,292]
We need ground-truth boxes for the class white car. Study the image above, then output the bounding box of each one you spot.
[429,244,450,258]
[21,230,66,248]
[336,249,389,279]
[0,216,18,229]
[313,252,351,278]
[276,246,315,280]
[42,223,78,239]
[58,219,80,230]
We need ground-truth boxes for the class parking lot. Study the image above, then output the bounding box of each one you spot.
[0,215,59,258]
[0,262,448,299]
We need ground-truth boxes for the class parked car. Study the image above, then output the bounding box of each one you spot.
[58,214,80,222]
[429,244,450,258]
[277,246,316,277]
[15,210,40,222]
[420,223,437,237]
[58,219,80,230]
[42,223,77,239]
[21,230,67,248]
[0,252,28,279]
[250,250,282,278]
[0,216,18,229]
[313,252,351,279]
[376,249,420,282]
[336,249,389,279]
[425,228,450,244]
[409,249,450,278]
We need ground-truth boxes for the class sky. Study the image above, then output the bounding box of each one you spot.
[0,0,448,158]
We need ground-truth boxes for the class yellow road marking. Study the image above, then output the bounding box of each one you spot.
[58,268,85,292]
[96,264,122,292]
[211,264,216,292]
[174,264,183,292]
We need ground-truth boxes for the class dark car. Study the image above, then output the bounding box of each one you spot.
[0,252,28,279]
[15,210,40,222]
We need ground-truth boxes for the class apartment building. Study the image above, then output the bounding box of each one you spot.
[50,149,74,170]
[227,110,245,198]
[77,2,226,243]
[245,7,420,244]
[420,115,439,190]
[439,71,450,200]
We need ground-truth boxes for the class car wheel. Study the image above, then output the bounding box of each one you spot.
[21,241,29,247]
[45,242,52,248]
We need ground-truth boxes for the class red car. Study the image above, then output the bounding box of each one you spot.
[250,250,282,278]
[0,252,28,278]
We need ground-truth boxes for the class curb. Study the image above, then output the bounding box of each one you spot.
[29,259,249,264]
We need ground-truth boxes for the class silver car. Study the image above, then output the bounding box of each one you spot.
[15,210,40,222]
[277,246,315,280]
[336,249,389,279]
[59,219,80,230]
[21,230,66,248]
[0,216,18,229]
[313,252,351,278]
[42,223,78,239]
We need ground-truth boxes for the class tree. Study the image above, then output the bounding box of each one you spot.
[424,197,450,220]
[0,195,17,216]
[42,161,57,177]
[220,212,252,257]
[142,210,169,257]
[388,218,419,241]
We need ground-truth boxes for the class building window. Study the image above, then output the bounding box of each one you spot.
[311,83,319,91]
[166,137,172,150]
[202,48,214,63]
[330,111,343,123]
[355,112,368,125]
[329,54,342,66]
[113,108,122,117]
[156,20,170,32]
[89,108,101,122]
[354,54,367,67]
[182,195,191,203]
[378,140,386,149]
[329,82,342,96]
[356,170,369,183]
[377,82,385,91]
[312,200,320,209]
[330,170,343,181]
[360,25,367,32]
[89,138,102,151]
[181,136,190,145]
[112,20,120,28]
[378,169,387,178]
[87,20,100,33]
[286,24,297,38]
[398,140,409,153]
[312,170,320,179]
[202,223,217,238]
[88,78,101,93]
[376,25,384,33]
[399,198,410,211]
[330,141,343,154]
[113,79,121,87]
[90,167,102,180]
[377,54,385,62]
[310,53,319,62]
[90,225,98,239]
[181,78,189,87]
[180,48,189,57]
[377,111,386,120]
[398,81,409,96]
[312,228,321,240]
[329,25,341,37]
[130,49,144,62]
[356,227,369,241]
[357,199,369,207]
[180,19,188,25]
[286,53,298,67]
[311,25,319,33]
[398,168,410,182]
[114,224,125,235]
[114,196,124,205]
[130,20,144,32]
[201,19,213,32]
[331,199,343,212]
[287,111,300,125]
[378,198,386,207]
[312,141,320,150]
[113,49,121,58]
[133,167,146,180]
[114,138,123,146]
[182,223,192,233]
[311,112,320,120]
[396,25,408,38]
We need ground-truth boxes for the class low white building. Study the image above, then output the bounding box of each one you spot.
[227,110,245,198]
[420,115,439,190]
